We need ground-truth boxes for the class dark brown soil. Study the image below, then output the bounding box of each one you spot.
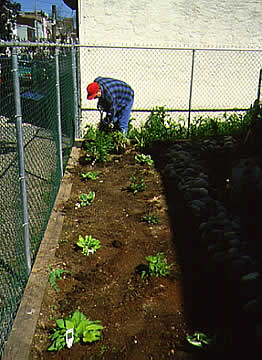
[30,143,220,360]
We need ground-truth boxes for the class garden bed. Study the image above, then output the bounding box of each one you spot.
[4,105,262,359]
[27,141,219,360]
[4,129,262,360]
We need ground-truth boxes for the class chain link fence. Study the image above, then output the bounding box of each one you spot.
[0,42,79,356]
[79,45,262,130]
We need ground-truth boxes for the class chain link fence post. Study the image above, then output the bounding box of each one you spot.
[76,46,82,136]
[257,68,262,104]
[71,43,80,138]
[11,45,31,276]
[55,46,63,177]
[187,49,195,138]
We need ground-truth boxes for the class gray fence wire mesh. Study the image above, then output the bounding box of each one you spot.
[79,45,262,128]
[0,42,78,356]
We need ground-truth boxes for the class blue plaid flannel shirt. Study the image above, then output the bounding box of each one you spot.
[94,77,134,123]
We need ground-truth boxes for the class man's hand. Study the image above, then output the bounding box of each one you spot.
[98,118,114,132]
[103,115,112,125]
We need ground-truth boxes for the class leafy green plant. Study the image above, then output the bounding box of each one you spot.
[128,175,146,194]
[111,130,130,153]
[141,252,171,278]
[127,106,252,148]
[81,171,99,180]
[48,310,104,351]
[135,153,154,166]
[189,111,251,139]
[48,267,71,293]
[128,107,185,149]
[83,126,113,164]
[83,125,97,141]
[83,125,131,163]
[140,214,159,225]
[76,235,101,256]
[186,331,216,348]
[79,191,95,207]
[127,122,147,149]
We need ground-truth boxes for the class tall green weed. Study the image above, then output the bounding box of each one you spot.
[127,106,252,149]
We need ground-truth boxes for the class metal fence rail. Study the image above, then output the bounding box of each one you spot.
[0,41,79,356]
[79,45,262,129]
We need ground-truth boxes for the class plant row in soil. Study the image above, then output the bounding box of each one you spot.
[30,145,209,360]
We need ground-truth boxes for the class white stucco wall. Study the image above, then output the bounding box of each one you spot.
[79,0,262,48]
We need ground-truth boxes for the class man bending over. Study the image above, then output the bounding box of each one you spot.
[87,77,134,136]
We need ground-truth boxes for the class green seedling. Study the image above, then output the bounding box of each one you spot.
[79,191,95,207]
[48,266,71,292]
[49,305,57,321]
[81,171,99,180]
[141,252,171,278]
[48,310,104,351]
[186,331,216,348]
[128,175,146,195]
[99,345,117,356]
[135,153,154,166]
[100,344,108,355]
[140,214,159,225]
[76,235,101,256]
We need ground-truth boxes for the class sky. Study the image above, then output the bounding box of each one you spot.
[17,0,75,18]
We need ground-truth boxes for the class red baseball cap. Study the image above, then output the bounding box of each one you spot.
[87,82,99,100]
